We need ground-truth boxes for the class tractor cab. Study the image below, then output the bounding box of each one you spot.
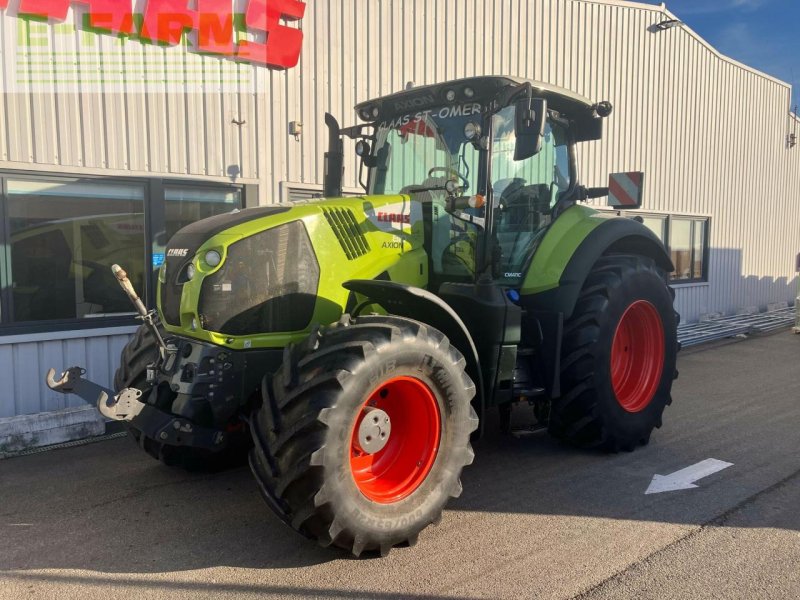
[325,76,614,292]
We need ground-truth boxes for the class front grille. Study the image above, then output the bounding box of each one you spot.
[198,221,320,336]
[322,207,370,259]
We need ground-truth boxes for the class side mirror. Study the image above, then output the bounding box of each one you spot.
[607,172,645,209]
[514,97,547,161]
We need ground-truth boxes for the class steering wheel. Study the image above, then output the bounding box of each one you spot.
[428,167,468,189]
[493,178,527,209]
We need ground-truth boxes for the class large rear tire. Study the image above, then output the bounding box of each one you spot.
[249,314,479,556]
[549,255,679,451]
[114,324,248,471]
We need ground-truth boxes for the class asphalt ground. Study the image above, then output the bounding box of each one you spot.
[1,331,799,599]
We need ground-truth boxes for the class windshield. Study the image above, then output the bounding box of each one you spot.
[368,103,484,195]
[490,104,571,282]
[364,98,574,284]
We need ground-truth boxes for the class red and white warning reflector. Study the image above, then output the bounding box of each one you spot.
[608,172,645,208]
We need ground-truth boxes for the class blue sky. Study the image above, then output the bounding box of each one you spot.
[641,1,800,109]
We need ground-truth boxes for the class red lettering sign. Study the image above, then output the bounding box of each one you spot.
[18,0,134,33]
[18,0,70,19]
[140,0,196,45]
[74,0,134,34]
[238,0,305,68]
[197,0,234,55]
[10,0,305,68]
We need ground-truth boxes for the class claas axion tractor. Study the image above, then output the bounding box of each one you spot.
[48,76,679,556]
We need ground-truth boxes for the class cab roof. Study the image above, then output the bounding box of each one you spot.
[355,75,606,142]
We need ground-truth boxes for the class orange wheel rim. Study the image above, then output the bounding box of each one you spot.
[610,300,665,413]
[349,376,441,503]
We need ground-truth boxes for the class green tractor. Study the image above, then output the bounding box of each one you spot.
[48,76,679,556]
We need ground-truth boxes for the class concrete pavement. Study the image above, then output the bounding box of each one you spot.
[1,331,799,599]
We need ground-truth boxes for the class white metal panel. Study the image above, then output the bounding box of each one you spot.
[0,345,15,418]
[0,7,262,184]
[0,331,132,418]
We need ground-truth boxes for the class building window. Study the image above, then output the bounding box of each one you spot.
[641,215,667,242]
[669,217,707,282]
[632,213,709,283]
[6,179,146,322]
[0,173,251,332]
[165,186,242,240]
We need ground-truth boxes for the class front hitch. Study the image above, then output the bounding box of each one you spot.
[45,367,145,421]
[44,263,166,422]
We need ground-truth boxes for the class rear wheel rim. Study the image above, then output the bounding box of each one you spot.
[349,376,441,504]
[611,300,665,413]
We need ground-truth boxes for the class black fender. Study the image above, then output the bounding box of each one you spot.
[526,217,674,320]
[342,279,485,435]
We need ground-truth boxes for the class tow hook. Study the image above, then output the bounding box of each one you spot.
[45,367,145,422]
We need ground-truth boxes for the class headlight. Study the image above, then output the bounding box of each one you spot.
[205,250,222,267]
[464,122,481,140]
[186,263,196,281]
[355,140,371,157]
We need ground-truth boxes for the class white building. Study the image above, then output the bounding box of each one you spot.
[0,0,798,450]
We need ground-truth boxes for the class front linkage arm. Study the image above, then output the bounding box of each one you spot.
[45,263,169,422]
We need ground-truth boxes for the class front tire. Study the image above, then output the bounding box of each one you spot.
[549,255,679,451]
[249,314,479,556]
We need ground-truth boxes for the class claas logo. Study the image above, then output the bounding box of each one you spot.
[377,212,411,224]
[4,0,306,69]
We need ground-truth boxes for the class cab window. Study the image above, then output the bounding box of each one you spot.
[490,105,570,281]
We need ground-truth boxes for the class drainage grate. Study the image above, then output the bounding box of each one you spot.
[0,431,128,460]
[322,207,370,259]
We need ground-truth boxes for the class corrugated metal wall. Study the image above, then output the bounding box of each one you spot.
[1,0,799,424]
[0,7,262,184]
[0,329,134,419]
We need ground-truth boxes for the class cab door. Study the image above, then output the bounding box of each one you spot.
[488,105,572,286]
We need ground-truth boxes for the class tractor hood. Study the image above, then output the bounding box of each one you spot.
[157,196,427,350]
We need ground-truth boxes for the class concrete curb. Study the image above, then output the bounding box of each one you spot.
[0,405,105,456]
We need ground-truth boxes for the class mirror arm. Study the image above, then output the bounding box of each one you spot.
[577,186,609,200]
[341,124,373,139]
